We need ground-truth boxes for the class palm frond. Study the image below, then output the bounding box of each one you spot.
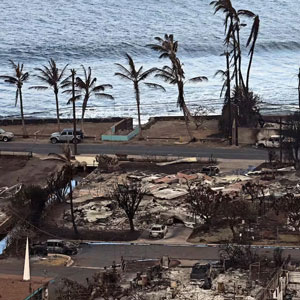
[48,152,68,162]
[143,82,166,91]
[58,64,69,82]
[238,9,255,17]
[21,72,29,82]
[114,72,133,82]
[126,53,136,75]
[94,93,114,100]
[29,85,48,90]
[215,70,226,78]
[67,95,81,105]
[75,77,86,89]
[188,76,208,83]
[114,63,132,78]
[0,76,18,84]
[138,67,159,82]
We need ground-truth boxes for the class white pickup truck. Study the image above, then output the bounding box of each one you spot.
[256,135,282,148]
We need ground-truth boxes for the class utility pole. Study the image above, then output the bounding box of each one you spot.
[71,69,78,156]
[235,106,239,146]
[226,51,232,145]
[279,117,282,163]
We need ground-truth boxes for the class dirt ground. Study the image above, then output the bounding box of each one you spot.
[1,121,113,141]
[141,119,219,141]
[0,119,222,145]
[0,156,64,188]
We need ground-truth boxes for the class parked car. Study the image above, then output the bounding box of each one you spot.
[30,239,77,256]
[0,128,14,142]
[46,239,77,255]
[256,135,284,148]
[50,128,83,144]
[149,224,168,238]
[190,263,212,288]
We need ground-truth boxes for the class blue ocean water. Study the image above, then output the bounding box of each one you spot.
[0,0,299,122]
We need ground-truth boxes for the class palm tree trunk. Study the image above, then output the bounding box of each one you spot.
[246,51,254,92]
[81,96,88,133]
[236,26,244,87]
[134,82,143,139]
[226,52,232,145]
[54,90,61,131]
[69,180,79,237]
[182,103,195,142]
[19,88,28,138]
[71,72,78,155]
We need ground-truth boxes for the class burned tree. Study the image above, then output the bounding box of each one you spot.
[96,154,119,173]
[111,181,145,231]
[47,169,70,203]
[221,197,252,238]
[49,145,79,237]
[242,181,266,215]
[219,243,258,270]
[282,111,300,167]
[187,184,222,228]
[280,193,300,232]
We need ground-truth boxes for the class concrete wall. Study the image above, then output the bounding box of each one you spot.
[112,118,133,134]
[101,127,140,141]
[237,127,259,144]
[0,117,123,126]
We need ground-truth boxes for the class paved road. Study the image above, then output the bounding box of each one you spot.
[0,142,268,160]
[74,243,300,268]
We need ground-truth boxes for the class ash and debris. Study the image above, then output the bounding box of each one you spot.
[60,161,300,233]
[117,262,264,300]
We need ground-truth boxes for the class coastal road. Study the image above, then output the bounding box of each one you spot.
[0,142,268,160]
[74,243,300,268]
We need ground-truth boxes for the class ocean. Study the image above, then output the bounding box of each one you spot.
[0,0,299,123]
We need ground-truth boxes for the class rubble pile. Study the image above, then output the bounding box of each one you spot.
[127,268,262,300]
[60,162,300,233]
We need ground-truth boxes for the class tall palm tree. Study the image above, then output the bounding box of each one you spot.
[148,35,207,141]
[49,145,79,237]
[115,54,165,139]
[0,60,29,137]
[62,69,82,155]
[238,10,260,91]
[29,59,68,131]
[76,65,114,132]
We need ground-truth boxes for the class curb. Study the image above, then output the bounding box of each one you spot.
[47,253,74,267]
[81,241,300,250]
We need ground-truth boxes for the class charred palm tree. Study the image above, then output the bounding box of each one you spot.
[115,54,165,139]
[49,145,79,237]
[0,60,29,137]
[148,34,207,141]
[76,65,114,132]
[29,59,68,131]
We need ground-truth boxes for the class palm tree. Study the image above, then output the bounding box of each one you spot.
[148,35,207,141]
[29,59,68,131]
[62,69,82,155]
[76,65,114,132]
[238,10,260,91]
[115,54,165,139]
[0,60,29,137]
[49,145,79,237]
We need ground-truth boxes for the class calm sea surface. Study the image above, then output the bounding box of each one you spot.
[0,0,300,122]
